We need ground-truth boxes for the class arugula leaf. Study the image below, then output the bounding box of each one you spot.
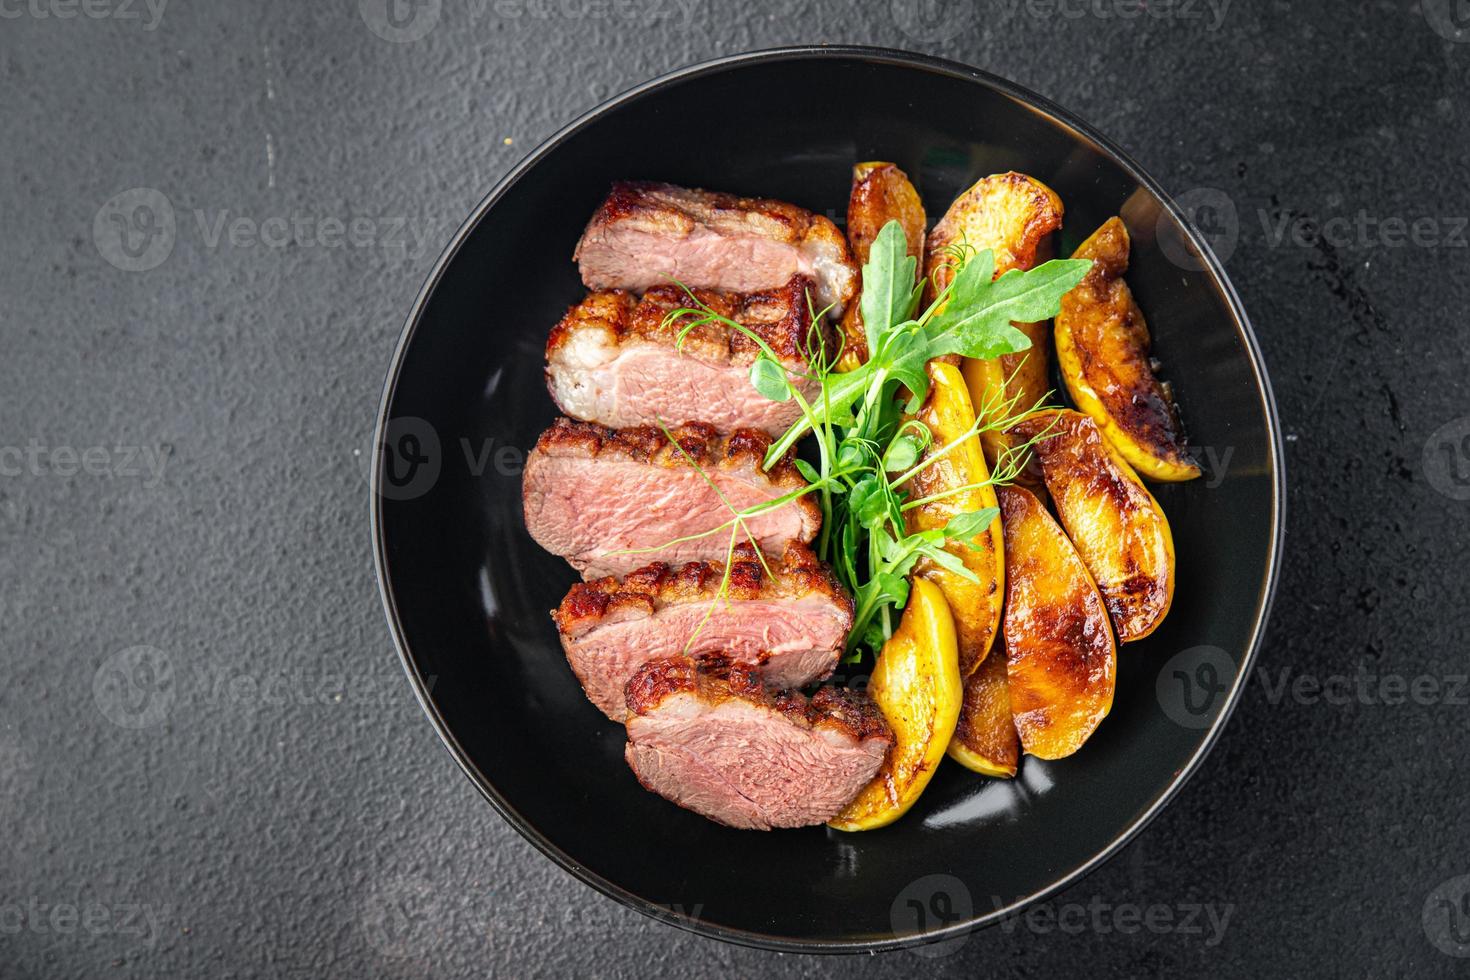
[918,544,979,581]
[868,570,911,608]
[883,329,933,410]
[943,507,999,544]
[903,527,947,552]
[925,259,1092,360]
[943,245,994,308]
[761,252,1089,467]
[836,511,860,587]
[660,224,1092,664]
[858,221,921,354]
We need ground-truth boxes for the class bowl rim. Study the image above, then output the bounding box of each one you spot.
[370,43,1286,955]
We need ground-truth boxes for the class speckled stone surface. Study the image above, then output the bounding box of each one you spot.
[2,1,1468,976]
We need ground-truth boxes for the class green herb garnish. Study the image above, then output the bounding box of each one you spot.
[659,220,1090,661]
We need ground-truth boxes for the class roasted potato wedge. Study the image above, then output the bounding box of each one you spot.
[1055,217,1201,482]
[962,313,1052,498]
[945,640,1019,777]
[837,162,926,369]
[905,361,1004,678]
[1009,410,1176,642]
[926,173,1064,464]
[963,316,1050,423]
[925,171,1063,304]
[996,484,1115,759]
[830,578,963,831]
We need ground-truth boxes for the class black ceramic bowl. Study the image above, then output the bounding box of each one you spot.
[372,46,1283,952]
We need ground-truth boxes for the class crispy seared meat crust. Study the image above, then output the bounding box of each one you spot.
[553,542,853,639]
[573,181,857,312]
[582,180,839,250]
[531,417,813,490]
[624,656,893,748]
[545,288,636,352]
[546,276,824,369]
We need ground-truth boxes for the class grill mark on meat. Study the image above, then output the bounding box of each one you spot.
[573,181,857,315]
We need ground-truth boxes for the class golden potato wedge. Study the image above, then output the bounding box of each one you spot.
[926,173,1064,464]
[963,317,1050,423]
[1055,217,1201,482]
[830,578,962,831]
[945,640,1019,777]
[837,162,926,369]
[962,313,1053,496]
[905,361,1004,679]
[925,171,1063,304]
[996,484,1115,759]
[1009,410,1176,642]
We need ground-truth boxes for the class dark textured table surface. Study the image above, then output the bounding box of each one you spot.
[3,1,1468,976]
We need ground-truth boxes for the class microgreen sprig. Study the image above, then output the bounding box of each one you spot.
[652,219,1089,662]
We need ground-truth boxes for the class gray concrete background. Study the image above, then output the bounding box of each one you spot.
[3,1,1469,976]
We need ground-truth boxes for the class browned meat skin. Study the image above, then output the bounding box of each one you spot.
[521,418,821,579]
[546,276,821,367]
[553,543,854,719]
[555,542,847,633]
[545,276,830,435]
[623,656,893,830]
[528,416,811,480]
[573,181,858,316]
